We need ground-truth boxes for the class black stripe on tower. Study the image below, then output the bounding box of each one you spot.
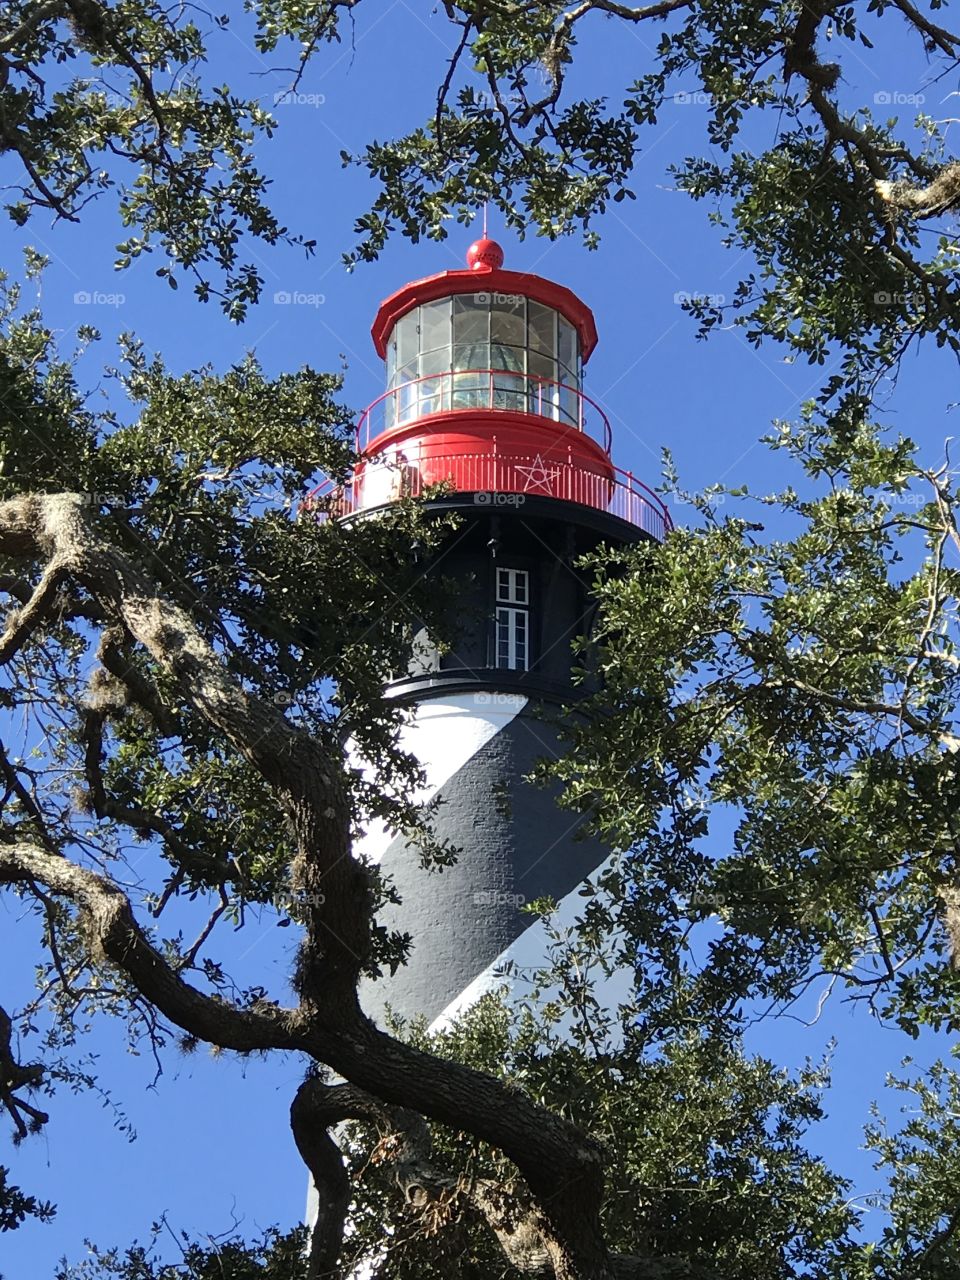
[361,700,608,1027]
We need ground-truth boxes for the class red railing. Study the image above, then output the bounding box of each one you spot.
[304,448,671,542]
[356,368,613,455]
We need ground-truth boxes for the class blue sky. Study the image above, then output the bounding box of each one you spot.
[1,4,957,1274]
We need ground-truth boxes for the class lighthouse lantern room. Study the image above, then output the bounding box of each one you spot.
[312,239,669,541]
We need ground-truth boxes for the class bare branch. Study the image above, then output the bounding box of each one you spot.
[0,556,68,664]
[179,885,229,972]
[560,0,694,21]
[890,0,960,58]
[290,1078,354,1279]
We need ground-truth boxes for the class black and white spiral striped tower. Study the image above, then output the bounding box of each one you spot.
[312,237,670,1031]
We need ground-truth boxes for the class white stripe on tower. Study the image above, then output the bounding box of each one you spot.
[349,692,528,867]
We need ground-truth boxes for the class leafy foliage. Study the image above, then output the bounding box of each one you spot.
[537,413,960,1047]
[0,1164,55,1235]
[349,992,856,1280]
[52,1225,309,1280]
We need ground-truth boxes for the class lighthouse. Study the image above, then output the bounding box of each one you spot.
[309,239,669,1030]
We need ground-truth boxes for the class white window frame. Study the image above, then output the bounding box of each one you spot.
[496,605,528,671]
[495,569,530,670]
[496,567,529,606]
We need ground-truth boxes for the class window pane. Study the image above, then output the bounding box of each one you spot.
[528,351,557,418]
[558,318,578,376]
[417,376,445,418]
[495,607,527,671]
[451,360,487,410]
[419,298,451,353]
[557,357,579,388]
[515,611,527,668]
[489,342,524,374]
[497,568,529,604]
[452,342,489,372]
[395,313,418,368]
[559,383,579,427]
[528,302,557,356]
[419,346,449,377]
[491,367,526,413]
[453,294,489,346]
[528,350,555,383]
[396,379,419,425]
[491,296,525,348]
[497,610,510,663]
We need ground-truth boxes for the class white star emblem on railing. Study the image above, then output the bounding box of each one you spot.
[513,454,560,494]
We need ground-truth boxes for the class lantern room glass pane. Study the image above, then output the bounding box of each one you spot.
[452,343,484,372]
[558,318,578,378]
[396,379,420,425]
[490,369,525,413]
[491,296,526,348]
[395,312,418,372]
[490,294,525,404]
[529,350,558,419]
[419,298,450,354]
[559,381,579,427]
[418,378,445,418]
[451,372,486,410]
[528,301,557,357]
[490,331,524,413]
[529,349,554,382]
[453,294,489,346]
[489,344,524,374]
[420,346,448,377]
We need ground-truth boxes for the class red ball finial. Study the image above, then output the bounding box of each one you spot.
[466,237,504,271]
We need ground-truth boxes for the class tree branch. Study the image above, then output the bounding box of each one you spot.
[0,556,68,664]
[0,1,65,54]
[290,1078,356,1279]
[291,1079,712,1280]
[764,673,960,751]
[0,1003,47,1140]
[0,840,301,1052]
[96,626,179,737]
